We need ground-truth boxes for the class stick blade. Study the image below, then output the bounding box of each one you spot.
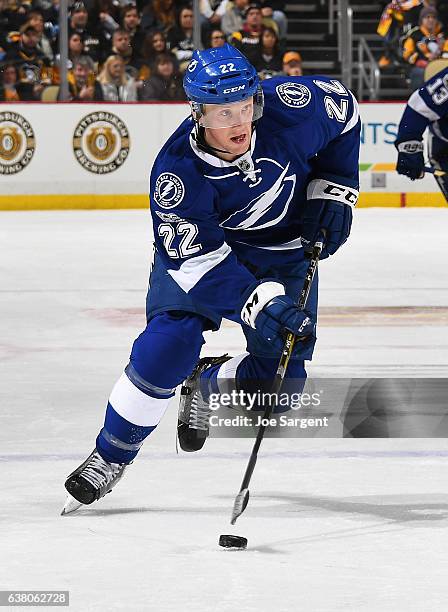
[230,488,249,525]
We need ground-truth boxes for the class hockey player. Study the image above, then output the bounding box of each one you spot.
[62,43,360,514]
[395,61,448,199]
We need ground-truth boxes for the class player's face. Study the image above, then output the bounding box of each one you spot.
[202,98,254,158]
[203,99,253,158]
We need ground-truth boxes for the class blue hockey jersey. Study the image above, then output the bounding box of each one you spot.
[397,66,448,142]
[149,75,360,323]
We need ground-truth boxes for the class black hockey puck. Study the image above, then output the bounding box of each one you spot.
[219,534,248,549]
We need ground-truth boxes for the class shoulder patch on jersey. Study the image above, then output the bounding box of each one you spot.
[154,172,185,209]
[275,82,312,109]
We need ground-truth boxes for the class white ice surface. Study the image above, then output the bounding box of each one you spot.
[1,209,448,611]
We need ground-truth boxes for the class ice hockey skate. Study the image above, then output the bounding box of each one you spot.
[177,355,230,452]
[61,449,128,515]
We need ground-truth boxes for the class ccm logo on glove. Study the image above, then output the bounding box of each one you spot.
[307,178,359,206]
[240,281,315,353]
[241,281,285,328]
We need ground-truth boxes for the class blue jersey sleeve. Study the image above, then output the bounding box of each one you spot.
[308,78,360,196]
[396,67,448,142]
[150,155,257,323]
[261,76,360,200]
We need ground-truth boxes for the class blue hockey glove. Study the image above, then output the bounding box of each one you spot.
[240,281,315,352]
[395,140,425,180]
[300,198,352,259]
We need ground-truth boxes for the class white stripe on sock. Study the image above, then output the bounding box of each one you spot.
[216,353,249,394]
[109,373,171,427]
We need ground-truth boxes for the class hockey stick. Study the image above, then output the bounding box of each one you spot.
[424,166,448,202]
[230,239,323,525]
[424,165,446,177]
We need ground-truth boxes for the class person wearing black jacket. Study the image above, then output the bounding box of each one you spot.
[6,21,51,100]
[250,25,283,75]
[166,5,194,73]
[139,52,185,100]
[121,3,145,65]
[68,1,110,64]
[260,0,286,40]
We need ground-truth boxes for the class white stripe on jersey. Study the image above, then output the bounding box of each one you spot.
[168,241,232,292]
[109,373,171,427]
[408,90,440,121]
[236,236,303,250]
[341,92,360,135]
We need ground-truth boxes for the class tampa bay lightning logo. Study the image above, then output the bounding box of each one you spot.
[276,82,311,109]
[154,172,185,209]
[188,59,198,72]
[220,159,296,231]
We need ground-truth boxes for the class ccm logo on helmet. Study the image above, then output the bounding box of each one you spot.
[222,85,246,94]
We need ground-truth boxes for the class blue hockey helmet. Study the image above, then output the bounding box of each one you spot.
[184,43,264,128]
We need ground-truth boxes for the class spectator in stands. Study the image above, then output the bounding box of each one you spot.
[251,26,283,76]
[260,0,286,41]
[209,28,226,46]
[403,0,436,29]
[200,0,228,43]
[121,3,145,63]
[68,31,84,65]
[67,54,98,99]
[38,0,60,40]
[6,21,51,99]
[1,0,31,33]
[221,0,248,38]
[52,31,85,84]
[0,0,8,47]
[110,29,133,69]
[0,63,21,100]
[403,6,448,88]
[110,27,148,84]
[139,52,185,100]
[230,2,263,58]
[69,1,109,63]
[167,5,194,72]
[96,53,138,100]
[282,49,302,76]
[140,29,176,79]
[27,9,53,62]
[141,0,176,34]
[94,0,121,41]
[376,0,435,68]
[141,30,168,64]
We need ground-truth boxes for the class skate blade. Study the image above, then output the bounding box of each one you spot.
[61,494,84,516]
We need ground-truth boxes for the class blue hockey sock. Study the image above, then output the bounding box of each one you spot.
[96,312,206,464]
[96,403,156,464]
